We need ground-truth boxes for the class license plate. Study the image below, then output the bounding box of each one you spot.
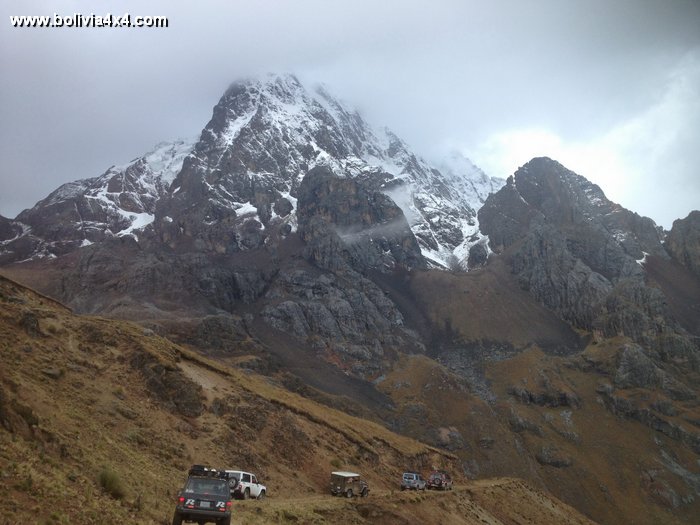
[199,501,211,508]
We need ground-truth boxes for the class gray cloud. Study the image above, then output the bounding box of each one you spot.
[2,0,699,228]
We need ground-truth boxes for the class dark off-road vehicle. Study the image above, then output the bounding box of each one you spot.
[173,467,232,525]
[329,471,369,498]
[426,470,453,490]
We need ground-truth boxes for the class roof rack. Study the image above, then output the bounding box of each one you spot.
[188,465,223,478]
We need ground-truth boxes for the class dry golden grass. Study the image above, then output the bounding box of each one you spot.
[0,276,458,524]
[2,271,697,525]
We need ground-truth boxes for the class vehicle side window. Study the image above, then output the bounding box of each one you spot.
[252,476,257,484]
[242,474,251,483]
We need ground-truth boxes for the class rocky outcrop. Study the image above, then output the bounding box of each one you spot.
[599,389,700,454]
[8,141,193,260]
[480,158,689,352]
[613,344,695,400]
[261,268,422,378]
[297,166,425,272]
[510,222,612,329]
[535,445,573,468]
[478,175,541,252]
[666,211,700,279]
[0,216,39,263]
[0,215,20,242]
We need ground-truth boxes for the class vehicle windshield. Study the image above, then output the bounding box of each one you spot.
[184,478,229,497]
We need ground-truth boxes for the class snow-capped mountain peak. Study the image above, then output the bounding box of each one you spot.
[2,75,503,269]
[159,75,502,267]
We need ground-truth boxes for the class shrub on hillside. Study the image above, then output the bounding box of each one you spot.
[98,466,126,499]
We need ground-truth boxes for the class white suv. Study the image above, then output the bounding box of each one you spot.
[222,470,267,500]
[400,472,426,490]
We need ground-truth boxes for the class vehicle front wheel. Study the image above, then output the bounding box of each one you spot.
[257,489,266,500]
[172,512,183,525]
[361,488,368,497]
[346,489,353,498]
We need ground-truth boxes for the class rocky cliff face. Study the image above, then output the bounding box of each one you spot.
[297,166,425,272]
[0,215,23,263]
[0,215,19,241]
[0,140,193,263]
[666,211,700,279]
[479,158,676,336]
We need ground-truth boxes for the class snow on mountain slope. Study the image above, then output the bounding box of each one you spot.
[158,74,502,267]
[1,75,502,268]
[2,139,194,261]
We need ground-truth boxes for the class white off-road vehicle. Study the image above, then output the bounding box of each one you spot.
[222,470,267,500]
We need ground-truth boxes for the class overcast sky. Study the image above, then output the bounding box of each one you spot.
[1,0,699,228]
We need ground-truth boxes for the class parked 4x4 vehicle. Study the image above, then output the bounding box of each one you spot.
[400,472,426,490]
[173,468,232,525]
[330,471,369,498]
[222,470,267,500]
[426,470,453,490]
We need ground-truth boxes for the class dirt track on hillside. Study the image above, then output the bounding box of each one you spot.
[229,478,598,525]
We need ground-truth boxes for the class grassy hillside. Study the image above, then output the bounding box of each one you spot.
[3,251,700,525]
[0,275,595,524]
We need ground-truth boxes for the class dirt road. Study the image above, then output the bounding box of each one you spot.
[229,478,598,525]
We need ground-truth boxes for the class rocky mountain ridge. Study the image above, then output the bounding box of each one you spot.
[0,139,194,263]
[0,74,502,269]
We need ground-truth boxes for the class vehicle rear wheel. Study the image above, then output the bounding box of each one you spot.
[171,512,182,525]
[219,517,231,525]
[257,489,266,500]
[361,488,368,497]
[243,488,250,500]
[346,489,353,498]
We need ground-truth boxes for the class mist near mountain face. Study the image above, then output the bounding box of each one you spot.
[1,0,699,227]
[334,218,412,246]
